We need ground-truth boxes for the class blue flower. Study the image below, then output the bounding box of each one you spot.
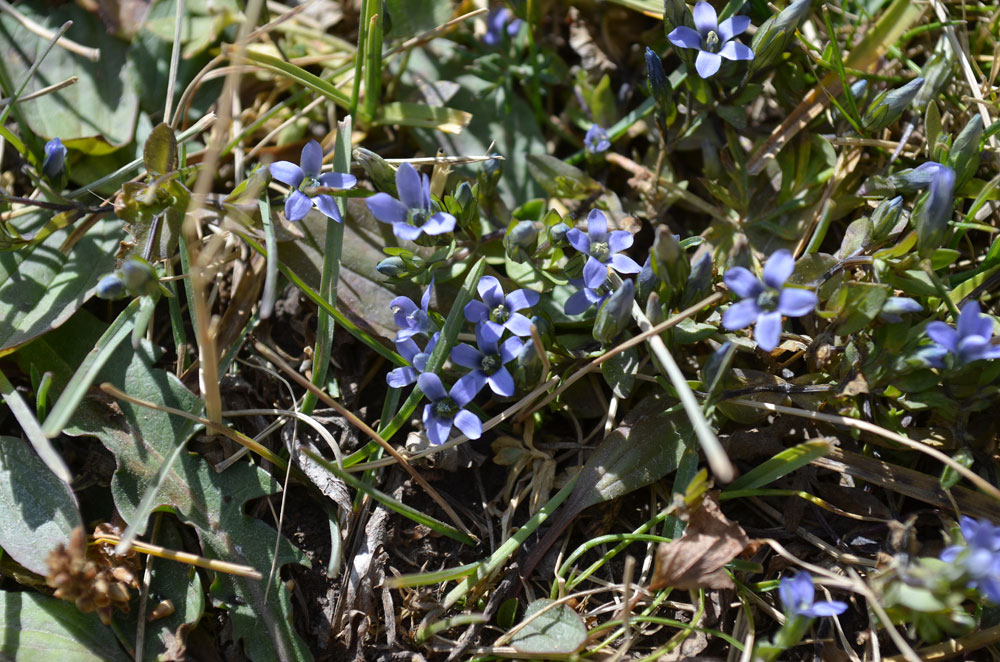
[879,297,923,323]
[391,283,436,341]
[567,210,642,290]
[940,516,1000,603]
[417,373,483,445]
[564,277,611,316]
[269,139,357,222]
[483,6,523,46]
[584,124,611,154]
[722,249,817,352]
[387,333,439,388]
[451,323,524,398]
[925,300,1000,366]
[779,572,848,618]
[42,137,67,179]
[366,162,457,241]
[667,1,754,78]
[464,275,540,338]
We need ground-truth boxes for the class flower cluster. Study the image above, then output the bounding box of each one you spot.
[269,139,356,222]
[940,516,1000,603]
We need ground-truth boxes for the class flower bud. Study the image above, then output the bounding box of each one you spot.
[701,341,736,403]
[651,226,689,301]
[637,257,661,305]
[454,181,474,209]
[645,47,676,127]
[748,0,811,76]
[593,279,634,344]
[42,138,67,180]
[549,222,571,247]
[912,163,956,258]
[701,139,722,181]
[512,338,542,387]
[120,256,160,297]
[353,147,397,196]
[912,50,952,109]
[682,249,714,306]
[504,220,538,263]
[376,256,408,278]
[871,195,904,240]
[861,77,924,133]
[96,273,127,300]
[946,115,983,189]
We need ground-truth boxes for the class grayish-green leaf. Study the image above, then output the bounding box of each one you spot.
[509,599,587,655]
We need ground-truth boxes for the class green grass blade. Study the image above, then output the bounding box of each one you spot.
[724,439,833,492]
[361,13,383,123]
[0,366,71,483]
[235,48,350,109]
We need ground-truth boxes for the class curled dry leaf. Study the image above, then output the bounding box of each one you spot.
[649,492,750,591]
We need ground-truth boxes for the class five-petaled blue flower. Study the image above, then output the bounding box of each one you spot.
[42,137,67,179]
[926,300,1000,366]
[668,1,754,78]
[564,277,612,316]
[483,6,523,46]
[722,249,818,352]
[391,283,436,341]
[567,210,642,290]
[269,139,357,222]
[366,162,457,241]
[779,572,848,618]
[585,124,611,155]
[451,323,524,398]
[465,275,540,338]
[940,516,1000,603]
[417,373,483,445]
[387,333,439,388]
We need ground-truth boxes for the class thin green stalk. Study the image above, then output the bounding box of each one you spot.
[0,366,71,483]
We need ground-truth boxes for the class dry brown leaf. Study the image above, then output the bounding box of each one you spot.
[648,492,749,591]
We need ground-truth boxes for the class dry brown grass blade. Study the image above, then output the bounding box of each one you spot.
[882,622,1000,662]
[92,532,262,579]
[253,341,476,540]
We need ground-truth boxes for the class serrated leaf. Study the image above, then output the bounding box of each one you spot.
[143,123,178,177]
[0,436,82,575]
[509,598,587,655]
[0,590,131,661]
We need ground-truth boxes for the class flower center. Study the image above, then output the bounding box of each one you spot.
[408,208,429,228]
[433,398,459,419]
[705,30,720,52]
[490,304,510,324]
[756,288,780,312]
[591,241,611,263]
[480,353,502,375]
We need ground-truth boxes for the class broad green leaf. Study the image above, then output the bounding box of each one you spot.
[0,213,123,357]
[384,0,454,37]
[0,436,82,575]
[601,345,639,399]
[374,102,472,134]
[143,123,178,177]
[0,5,139,149]
[0,590,131,661]
[526,154,603,199]
[509,599,587,655]
[833,282,889,335]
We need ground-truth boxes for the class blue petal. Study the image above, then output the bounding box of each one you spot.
[566,228,591,253]
[475,323,503,354]
[393,222,423,241]
[300,139,324,177]
[366,193,408,225]
[718,16,750,42]
[777,288,818,317]
[668,26,703,50]
[505,288,540,311]
[609,253,642,275]
[478,276,506,308]
[926,321,958,353]
[451,374,484,406]
[720,40,754,61]
[724,267,764,299]
[722,299,760,331]
[505,313,534,337]
[395,162,425,210]
[422,212,456,235]
[395,337,420,362]
[779,573,814,614]
[583,256,608,289]
[608,230,633,254]
[695,50,722,78]
[803,600,847,617]
[488,368,516,397]
[465,300,489,323]
[417,372,448,401]
[693,1,718,34]
[762,249,795,289]
[269,161,304,188]
[453,409,483,439]
[284,190,312,221]
[500,337,525,363]
[424,410,453,446]
[754,311,783,351]
[587,209,609,242]
[958,301,993,341]
[565,289,594,315]
[451,343,483,369]
[386,367,418,388]
[421,280,433,311]
[318,172,357,189]
[313,194,342,222]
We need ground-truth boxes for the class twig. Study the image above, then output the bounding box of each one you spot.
[0,76,76,107]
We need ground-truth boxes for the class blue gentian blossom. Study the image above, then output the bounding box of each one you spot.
[925,300,1000,366]
[779,572,848,618]
[42,137,67,179]
[879,296,923,323]
[567,210,642,290]
[464,275,540,338]
[391,283,436,341]
[722,250,818,352]
[387,333,439,388]
[564,277,612,316]
[584,124,611,155]
[667,2,754,78]
[451,324,524,398]
[417,373,483,445]
[483,7,523,46]
[940,516,1000,603]
[366,162,456,241]
[269,139,357,222]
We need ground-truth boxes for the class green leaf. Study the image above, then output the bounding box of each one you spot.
[142,123,178,177]
[0,590,131,661]
[0,213,123,357]
[833,282,890,335]
[725,440,832,492]
[601,344,639,399]
[509,599,587,655]
[0,4,139,149]
[374,102,472,134]
[0,436,81,575]
[526,154,603,199]
[384,0,454,37]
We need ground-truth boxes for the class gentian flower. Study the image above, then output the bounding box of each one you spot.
[483,6,523,46]
[567,209,642,290]
[722,249,818,352]
[925,300,1000,366]
[667,1,754,78]
[269,139,357,222]
[417,373,482,445]
[42,137,67,179]
[779,572,848,617]
[366,162,456,241]
[940,516,1000,603]
[584,124,611,155]
[391,283,436,341]
[879,297,923,323]
[451,324,524,397]
[564,278,612,316]
[387,333,439,388]
[913,162,956,257]
[464,275,540,337]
